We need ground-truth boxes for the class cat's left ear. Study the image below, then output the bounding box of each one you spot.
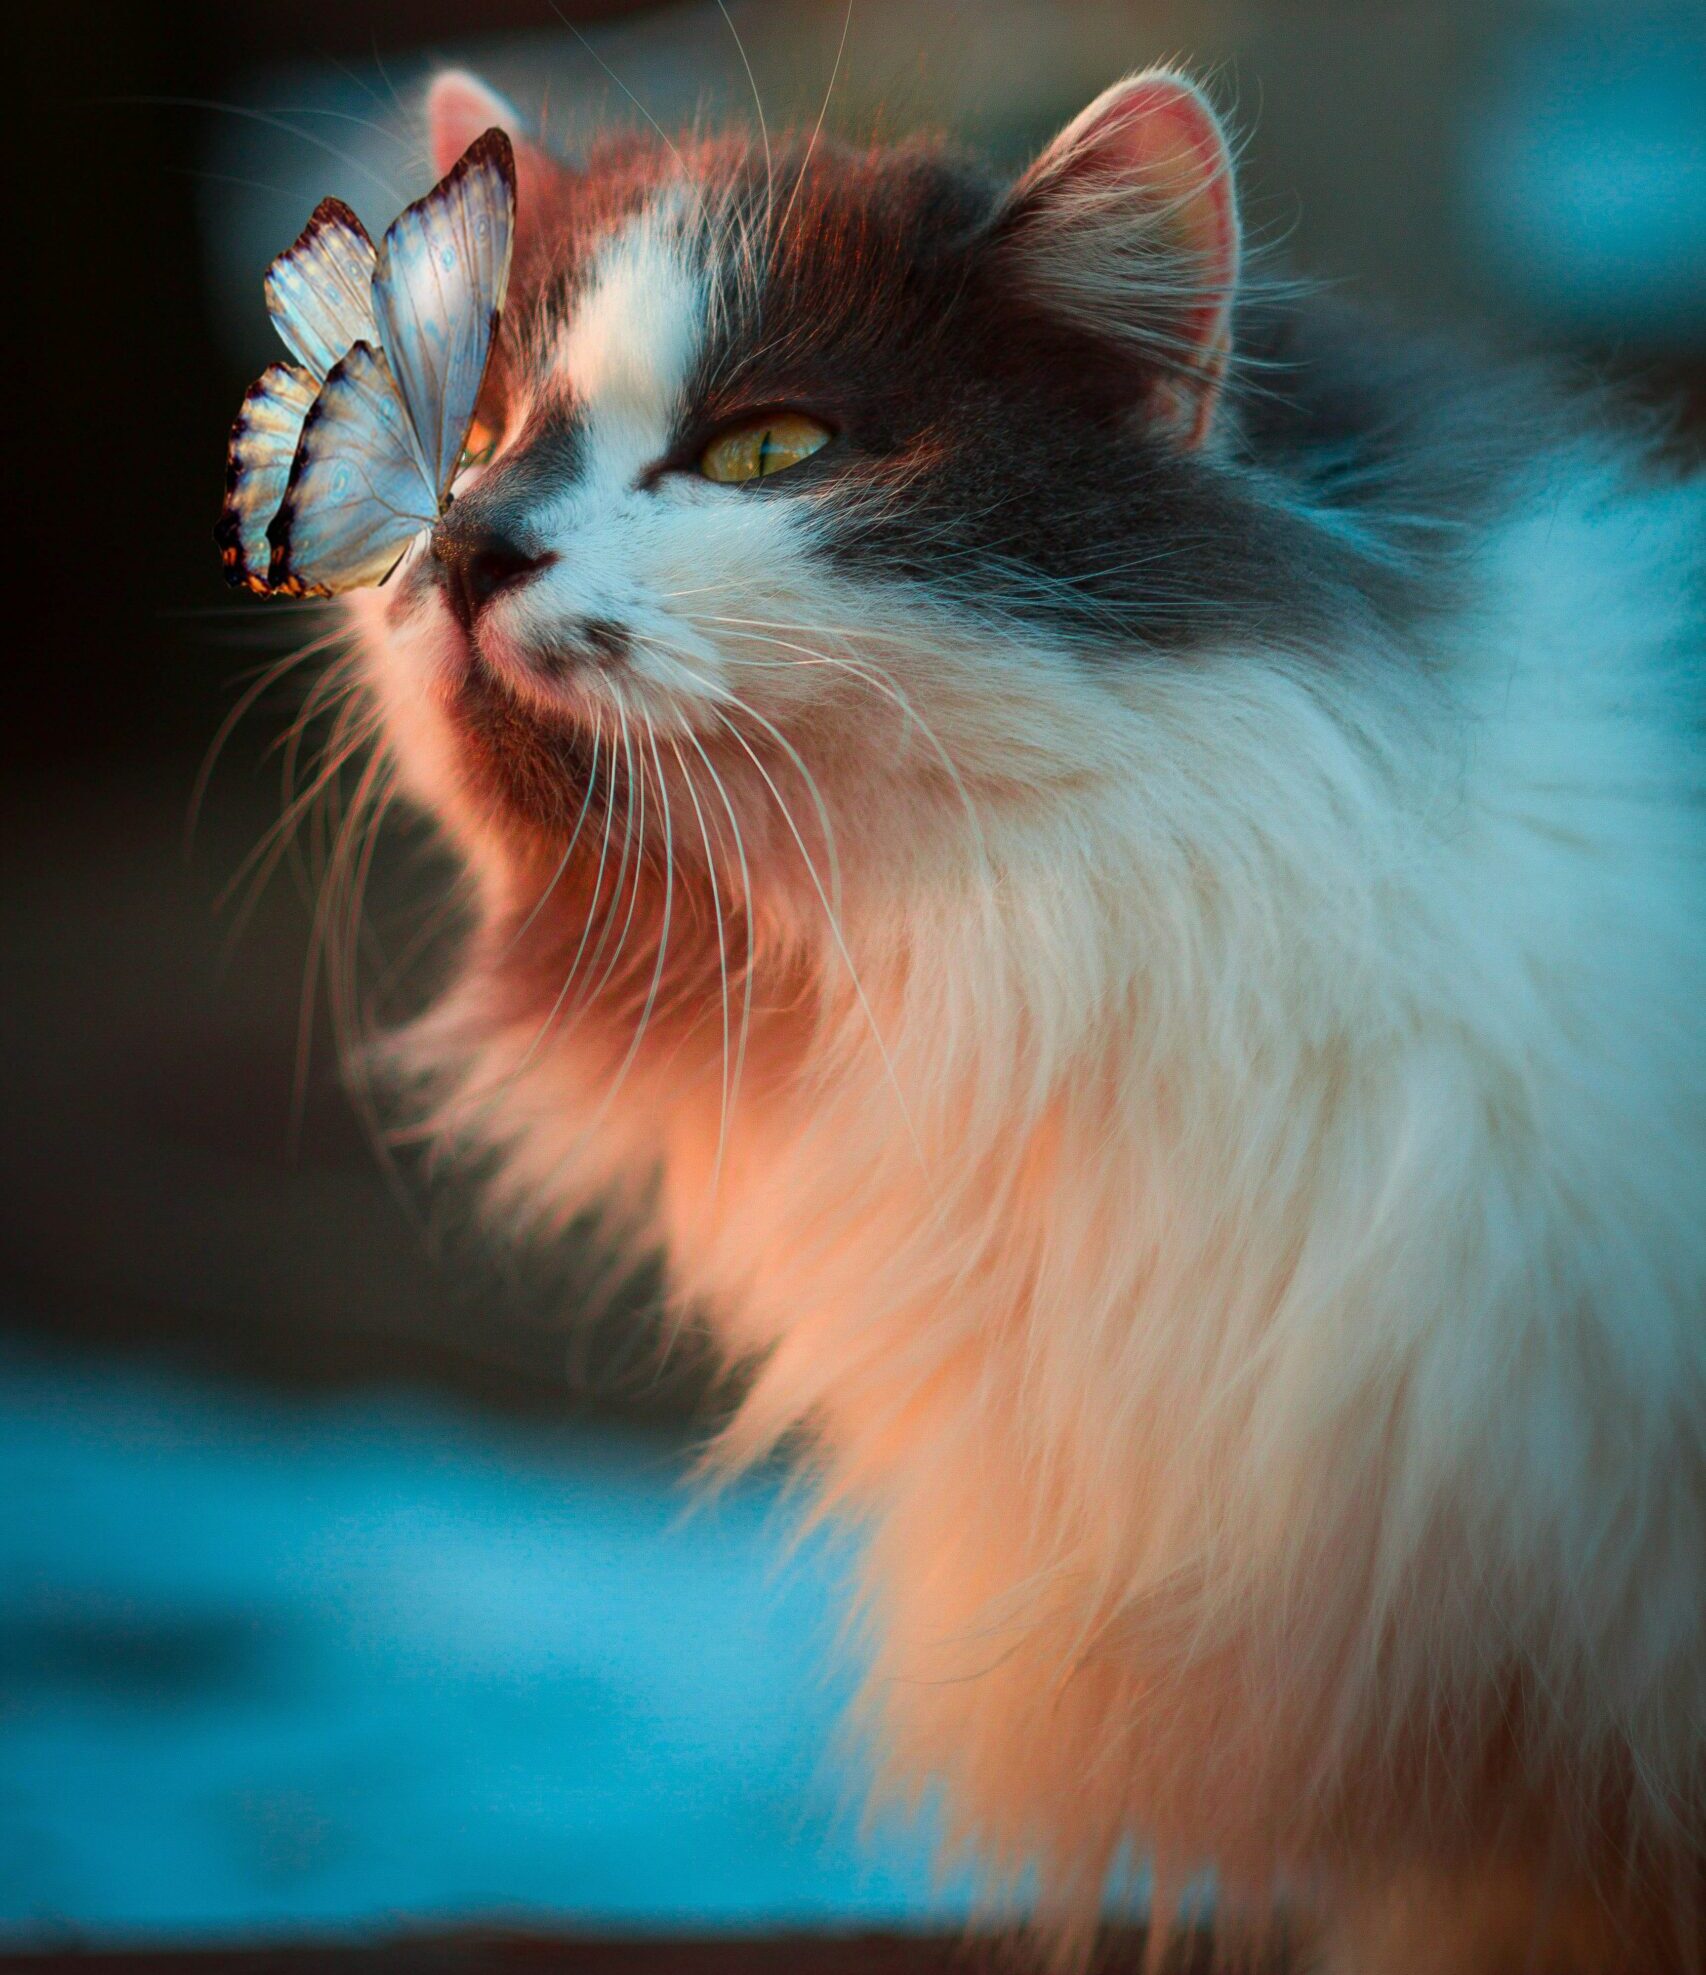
[995,71,1240,448]
[426,70,560,212]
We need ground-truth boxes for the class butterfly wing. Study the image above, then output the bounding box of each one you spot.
[265,198,379,380]
[370,129,516,507]
[214,362,322,593]
[267,341,441,595]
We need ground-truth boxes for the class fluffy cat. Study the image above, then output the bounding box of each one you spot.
[335,64,1706,1972]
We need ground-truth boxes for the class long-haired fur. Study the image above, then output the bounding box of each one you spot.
[322,67,1706,1972]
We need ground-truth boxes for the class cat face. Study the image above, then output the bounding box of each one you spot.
[354,71,1330,925]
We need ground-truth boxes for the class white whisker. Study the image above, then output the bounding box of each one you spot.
[705,700,922,1167]
[697,615,994,884]
[584,694,649,1009]
[668,732,734,1191]
[773,0,853,247]
[588,720,677,1137]
[680,722,758,1180]
[501,707,605,956]
[499,717,620,1087]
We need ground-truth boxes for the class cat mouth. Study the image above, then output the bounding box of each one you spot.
[432,582,634,692]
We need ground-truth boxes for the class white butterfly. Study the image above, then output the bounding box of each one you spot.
[217,130,516,598]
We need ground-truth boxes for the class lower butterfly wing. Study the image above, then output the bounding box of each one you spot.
[215,362,321,593]
[371,129,515,506]
[265,198,379,380]
[267,341,441,595]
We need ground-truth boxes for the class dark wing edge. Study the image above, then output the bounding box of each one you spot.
[378,126,518,507]
[265,340,438,595]
[214,362,331,599]
[264,347,355,589]
[445,131,519,510]
[285,195,375,262]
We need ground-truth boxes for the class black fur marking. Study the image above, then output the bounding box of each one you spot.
[671,143,1526,655]
[449,132,1548,666]
[578,619,631,668]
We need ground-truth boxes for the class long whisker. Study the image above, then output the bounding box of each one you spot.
[292,740,390,1150]
[583,695,648,1009]
[186,627,352,859]
[325,758,399,1116]
[500,706,605,958]
[216,687,376,946]
[367,37,409,125]
[713,684,844,920]
[108,96,405,202]
[714,0,772,217]
[589,720,677,1136]
[363,860,469,1013]
[680,723,757,1181]
[697,616,993,883]
[705,701,922,1165]
[562,698,634,1009]
[546,2,715,237]
[773,0,852,245]
[668,733,733,1189]
[309,746,436,1250]
[497,719,621,1089]
[268,656,371,921]
[328,754,398,1074]
[323,52,400,122]
[268,102,414,146]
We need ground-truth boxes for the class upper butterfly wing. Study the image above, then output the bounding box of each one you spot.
[370,128,515,507]
[215,361,322,594]
[265,198,379,380]
[267,341,440,595]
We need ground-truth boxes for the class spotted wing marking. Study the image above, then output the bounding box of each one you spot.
[267,341,441,595]
[370,128,516,506]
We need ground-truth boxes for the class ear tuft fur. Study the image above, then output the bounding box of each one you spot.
[998,71,1241,447]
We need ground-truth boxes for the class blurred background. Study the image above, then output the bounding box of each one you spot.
[9,0,1706,1957]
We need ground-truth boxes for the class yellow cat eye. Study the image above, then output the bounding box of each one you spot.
[457,417,500,476]
[699,411,832,485]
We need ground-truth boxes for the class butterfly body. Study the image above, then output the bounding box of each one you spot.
[216,131,515,598]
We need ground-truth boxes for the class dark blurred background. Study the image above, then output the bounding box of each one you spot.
[8,0,1706,1953]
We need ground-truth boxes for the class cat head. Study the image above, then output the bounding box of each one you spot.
[354,68,1346,955]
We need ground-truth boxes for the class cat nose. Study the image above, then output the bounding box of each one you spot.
[430,517,554,632]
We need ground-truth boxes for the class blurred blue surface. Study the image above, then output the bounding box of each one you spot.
[0,1343,965,1943]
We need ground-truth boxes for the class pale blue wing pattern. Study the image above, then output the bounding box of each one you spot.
[265,198,379,380]
[267,341,440,595]
[215,362,321,592]
[370,129,516,506]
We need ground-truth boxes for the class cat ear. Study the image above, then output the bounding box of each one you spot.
[996,71,1240,448]
[426,70,558,208]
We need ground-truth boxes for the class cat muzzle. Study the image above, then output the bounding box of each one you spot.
[430,514,555,634]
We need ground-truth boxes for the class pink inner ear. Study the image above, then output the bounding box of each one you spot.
[1074,79,1238,348]
[426,71,563,232]
[1016,73,1241,448]
[427,72,521,178]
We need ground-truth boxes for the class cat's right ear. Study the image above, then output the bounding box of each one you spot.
[994,72,1241,449]
[426,71,560,211]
